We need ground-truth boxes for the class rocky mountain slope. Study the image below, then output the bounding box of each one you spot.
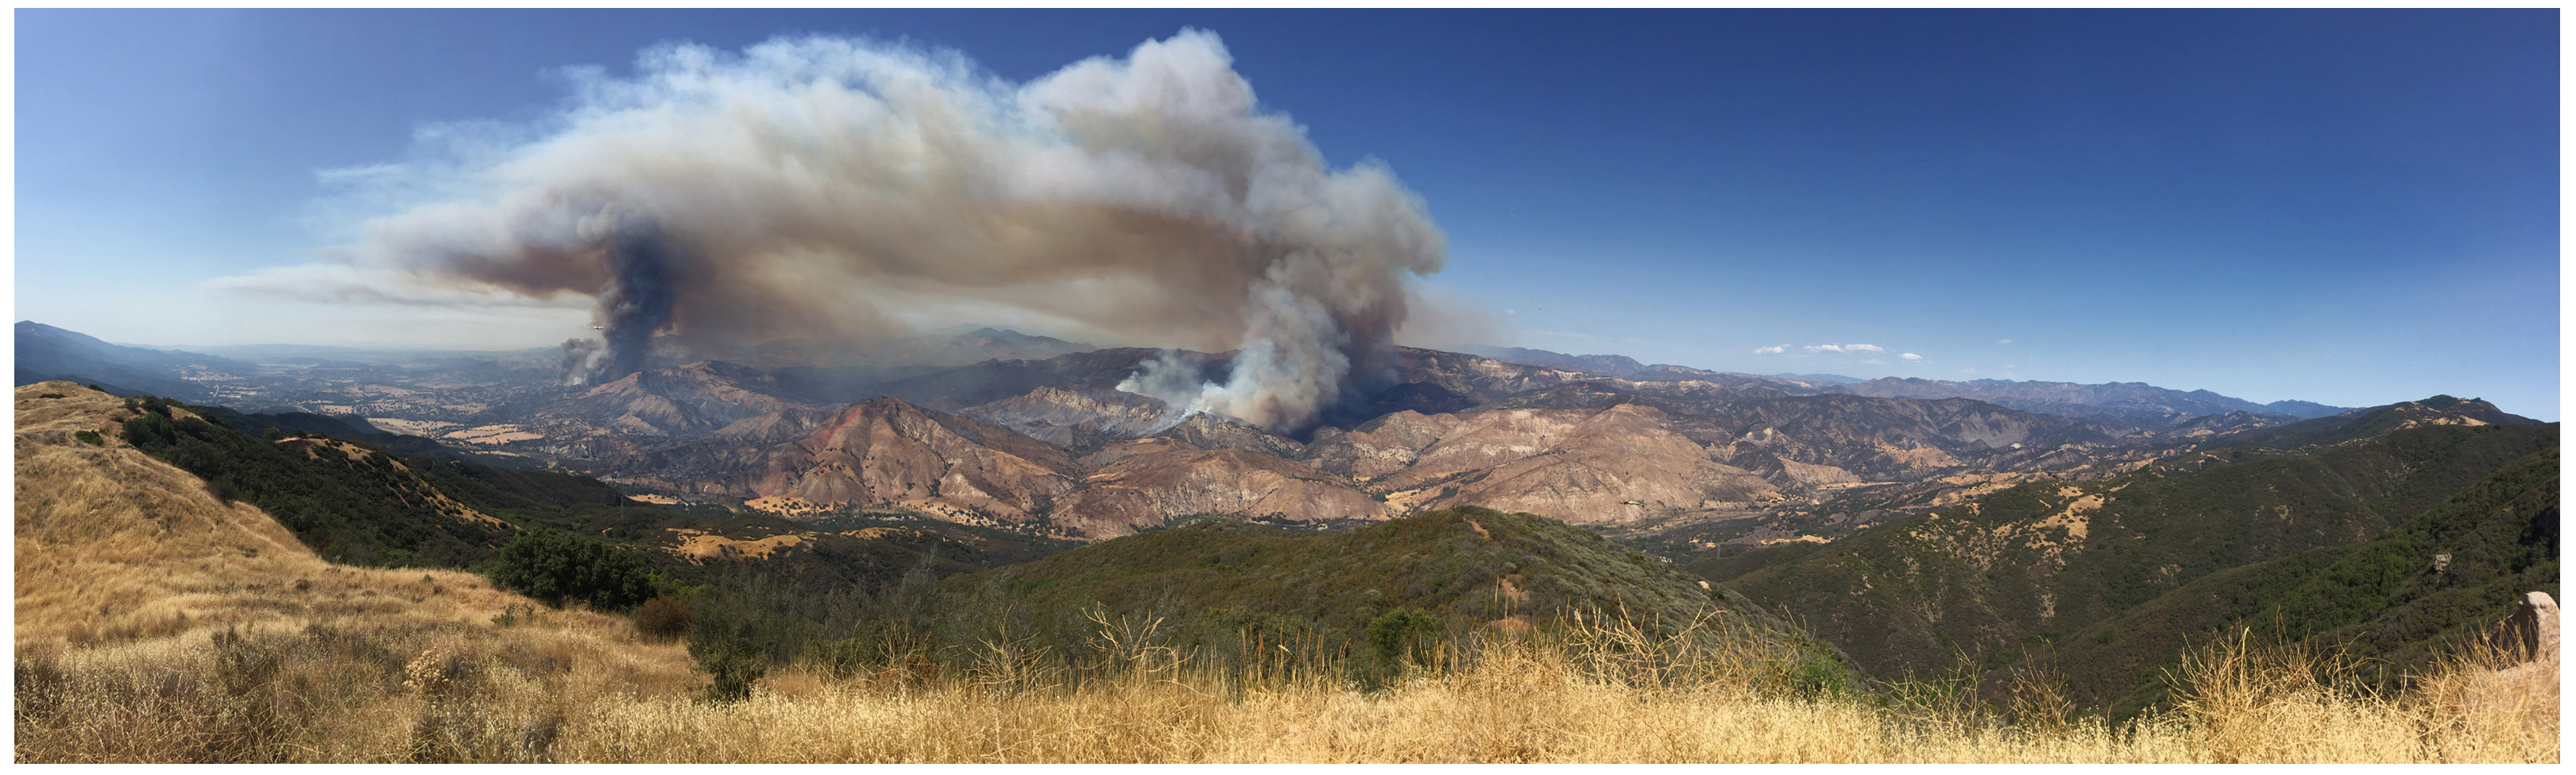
[563,347,2214,540]
[960,386,1170,452]
[594,396,1385,537]
[533,360,822,438]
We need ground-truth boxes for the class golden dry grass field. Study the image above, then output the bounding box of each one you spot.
[13,382,2559,762]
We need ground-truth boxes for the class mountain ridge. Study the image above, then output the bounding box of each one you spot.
[1457,344,2360,427]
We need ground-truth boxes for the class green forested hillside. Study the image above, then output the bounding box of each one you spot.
[2044,447,2558,718]
[928,508,1737,650]
[665,507,1857,700]
[779,506,1858,695]
[118,396,520,568]
[1692,413,2556,699]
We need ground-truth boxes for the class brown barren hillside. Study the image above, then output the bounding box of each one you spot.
[14,382,698,761]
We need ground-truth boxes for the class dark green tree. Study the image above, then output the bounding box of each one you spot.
[1366,606,1443,669]
[488,529,661,610]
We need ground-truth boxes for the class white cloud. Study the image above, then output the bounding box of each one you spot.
[312,162,408,184]
[1901,353,1922,361]
[1753,344,1786,355]
[1803,343,1883,353]
[1996,338,2013,344]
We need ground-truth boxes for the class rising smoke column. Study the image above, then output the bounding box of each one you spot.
[309,30,1445,429]
[556,214,683,382]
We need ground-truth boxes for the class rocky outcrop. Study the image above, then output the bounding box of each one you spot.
[2500,591,2561,665]
[2471,591,2561,735]
[1303,410,1461,482]
[1152,413,1305,459]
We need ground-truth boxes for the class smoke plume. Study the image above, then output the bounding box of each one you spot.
[315,30,1444,430]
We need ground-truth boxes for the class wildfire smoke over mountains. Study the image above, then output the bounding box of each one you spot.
[308,30,1445,432]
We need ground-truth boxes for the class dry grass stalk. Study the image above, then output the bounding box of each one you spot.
[20,614,2555,763]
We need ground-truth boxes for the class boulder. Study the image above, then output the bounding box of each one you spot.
[2497,591,2560,665]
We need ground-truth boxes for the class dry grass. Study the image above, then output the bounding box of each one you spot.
[14,383,636,650]
[2166,629,2561,764]
[14,382,2559,763]
[20,618,2555,763]
[546,618,2555,763]
[15,382,698,762]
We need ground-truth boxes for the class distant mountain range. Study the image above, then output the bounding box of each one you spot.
[14,321,257,401]
[1456,345,1653,379]
[1462,344,2357,428]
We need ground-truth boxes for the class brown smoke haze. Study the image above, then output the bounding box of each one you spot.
[271,30,1447,432]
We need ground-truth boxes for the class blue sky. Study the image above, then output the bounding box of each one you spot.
[14,9,2560,418]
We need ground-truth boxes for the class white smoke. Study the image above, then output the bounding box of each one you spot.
[254,29,1445,430]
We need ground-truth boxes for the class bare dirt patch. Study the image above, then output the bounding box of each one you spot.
[445,424,545,444]
[664,529,810,562]
[367,417,462,437]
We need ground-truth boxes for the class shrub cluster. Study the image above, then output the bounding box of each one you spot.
[635,596,692,641]
[487,529,663,610]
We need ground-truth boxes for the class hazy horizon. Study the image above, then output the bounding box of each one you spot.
[32,318,2530,417]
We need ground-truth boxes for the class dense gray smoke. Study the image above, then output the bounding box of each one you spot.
[575,215,682,382]
[322,30,1445,429]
